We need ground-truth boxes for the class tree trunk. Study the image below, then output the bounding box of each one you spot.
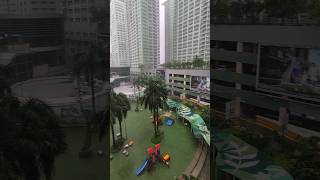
[90,64,96,128]
[124,118,128,139]
[119,120,123,140]
[77,76,92,151]
[84,120,92,149]
[134,85,139,111]
[156,105,159,132]
[76,76,85,114]
[111,122,115,147]
[137,86,140,109]
[153,109,157,136]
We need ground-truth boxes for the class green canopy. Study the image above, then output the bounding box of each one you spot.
[166,99,210,145]
[214,132,294,180]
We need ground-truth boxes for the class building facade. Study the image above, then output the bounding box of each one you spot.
[0,0,63,15]
[64,0,107,69]
[165,69,210,102]
[163,0,174,63]
[110,0,129,68]
[164,0,210,63]
[126,0,159,75]
[0,0,65,83]
[211,23,320,132]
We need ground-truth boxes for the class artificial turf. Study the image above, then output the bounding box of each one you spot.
[110,103,198,180]
[52,128,107,180]
[49,103,197,180]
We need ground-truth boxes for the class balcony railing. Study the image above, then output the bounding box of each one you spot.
[212,16,320,26]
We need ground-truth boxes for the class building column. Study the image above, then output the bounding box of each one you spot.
[234,42,243,118]
[278,106,289,136]
[171,74,174,95]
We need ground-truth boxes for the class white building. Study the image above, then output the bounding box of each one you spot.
[164,0,210,63]
[126,0,159,75]
[110,0,129,68]
[163,0,175,63]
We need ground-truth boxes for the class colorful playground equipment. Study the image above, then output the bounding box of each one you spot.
[136,143,170,176]
[166,118,174,126]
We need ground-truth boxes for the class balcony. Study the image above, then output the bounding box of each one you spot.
[212,16,320,26]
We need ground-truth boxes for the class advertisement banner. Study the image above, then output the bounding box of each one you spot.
[257,45,320,101]
[190,76,210,92]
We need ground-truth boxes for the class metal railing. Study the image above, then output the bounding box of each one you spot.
[212,16,320,26]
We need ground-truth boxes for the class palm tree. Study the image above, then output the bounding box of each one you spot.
[117,93,131,139]
[72,52,94,154]
[141,77,167,136]
[133,75,144,111]
[109,110,117,148]
[109,92,131,147]
[72,44,107,154]
[133,78,139,111]
[0,97,66,180]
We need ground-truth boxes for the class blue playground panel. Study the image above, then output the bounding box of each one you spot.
[166,119,174,126]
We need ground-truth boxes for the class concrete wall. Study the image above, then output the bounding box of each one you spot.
[212,25,320,48]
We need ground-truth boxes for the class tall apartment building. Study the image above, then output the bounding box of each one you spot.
[0,0,63,15]
[212,12,320,133]
[110,0,129,68]
[64,0,107,69]
[126,0,159,75]
[0,0,65,82]
[162,0,174,63]
[164,0,210,63]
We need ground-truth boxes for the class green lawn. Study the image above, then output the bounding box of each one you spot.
[110,103,198,180]
[52,128,107,180]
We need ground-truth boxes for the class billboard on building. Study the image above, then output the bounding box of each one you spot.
[190,76,210,92]
[257,45,320,101]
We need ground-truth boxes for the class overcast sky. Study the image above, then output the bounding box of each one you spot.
[159,0,165,64]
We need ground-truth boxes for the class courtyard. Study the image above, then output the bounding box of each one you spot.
[110,102,198,180]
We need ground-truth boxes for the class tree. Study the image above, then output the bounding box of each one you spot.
[0,97,66,180]
[72,44,106,155]
[165,61,173,69]
[192,56,205,69]
[117,93,131,139]
[310,0,320,18]
[242,0,264,23]
[230,1,244,22]
[141,77,167,136]
[212,0,231,22]
[110,92,131,147]
[199,105,210,125]
[264,0,305,23]
[133,76,143,111]
[110,92,121,148]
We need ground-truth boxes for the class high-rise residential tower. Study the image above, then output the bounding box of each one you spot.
[64,0,108,69]
[126,0,159,75]
[163,0,175,63]
[110,0,129,68]
[0,0,63,15]
[164,0,210,63]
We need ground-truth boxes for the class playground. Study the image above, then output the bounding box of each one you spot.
[110,102,200,180]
